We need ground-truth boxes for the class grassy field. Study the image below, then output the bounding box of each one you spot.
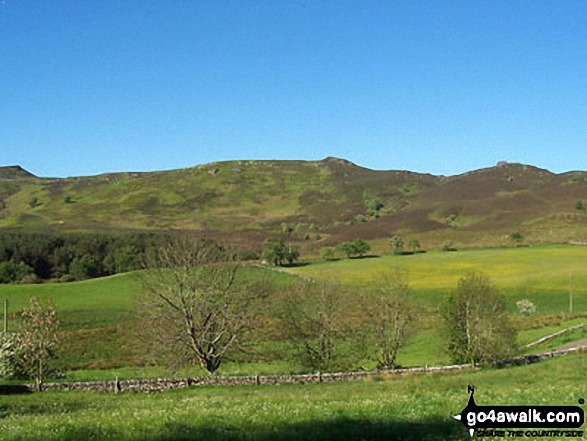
[0,354,585,441]
[1,244,587,375]
[291,244,587,314]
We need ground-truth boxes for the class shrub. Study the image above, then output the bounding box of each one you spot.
[516,299,537,316]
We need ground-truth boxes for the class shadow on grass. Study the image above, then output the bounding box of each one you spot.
[0,385,32,395]
[157,417,464,441]
[45,418,463,441]
[282,262,310,268]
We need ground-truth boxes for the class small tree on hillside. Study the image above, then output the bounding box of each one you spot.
[442,272,517,365]
[261,238,299,266]
[336,241,355,258]
[509,232,524,244]
[320,246,336,260]
[389,236,404,255]
[352,239,371,257]
[15,297,60,391]
[408,238,421,252]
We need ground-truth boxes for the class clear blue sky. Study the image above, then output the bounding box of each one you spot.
[2,1,587,178]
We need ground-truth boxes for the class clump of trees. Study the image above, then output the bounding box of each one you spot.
[0,232,260,284]
[442,272,517,365]
[0,232,165,282]
[0,260,36,283]
[336,239,371,258]
[261,238,299,266]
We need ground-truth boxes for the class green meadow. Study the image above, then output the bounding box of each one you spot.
[0,354,585,441]
[291,244,587,314]
[0,244,585,377]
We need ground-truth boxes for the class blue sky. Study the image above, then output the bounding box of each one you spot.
[1,1,587,178]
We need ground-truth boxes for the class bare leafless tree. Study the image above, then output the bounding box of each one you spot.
[138,236,268,375]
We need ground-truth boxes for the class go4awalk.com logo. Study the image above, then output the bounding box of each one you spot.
[452,386,585,438]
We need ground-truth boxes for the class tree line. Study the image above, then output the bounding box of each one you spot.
[0,232,260,283]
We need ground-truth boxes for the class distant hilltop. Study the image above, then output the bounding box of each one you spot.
[0,165,36,180]
[0,158,586,250]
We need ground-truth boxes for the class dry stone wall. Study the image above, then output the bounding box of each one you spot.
[5,346,581,394]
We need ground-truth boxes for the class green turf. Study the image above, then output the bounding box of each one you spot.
[0,272,142,331]
[0,354,584,440]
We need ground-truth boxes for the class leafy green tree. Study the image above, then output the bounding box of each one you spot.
[408,238,421,252]
[320,246,336,260]
[352,239,370,257]
[336,239,370,258]
[261,238,299,266]
[575,200,584,210]
[336,242,355,258]
[15,297,60,391]
[442,272,517,365]
[0,261,35,284]
[69,254,98,280]
[389,236,404,255]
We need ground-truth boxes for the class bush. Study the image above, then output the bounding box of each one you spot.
[516,299,537,316]
[320,246,336,260]
[0,261,35,284]
[509,232,524,243]
[59,274,76,283]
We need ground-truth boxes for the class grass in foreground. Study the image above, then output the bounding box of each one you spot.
[0,354,585,441]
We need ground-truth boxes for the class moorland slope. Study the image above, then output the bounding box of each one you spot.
[1,158,587,248]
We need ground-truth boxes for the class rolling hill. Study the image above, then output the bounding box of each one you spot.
[1,158,587,249]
